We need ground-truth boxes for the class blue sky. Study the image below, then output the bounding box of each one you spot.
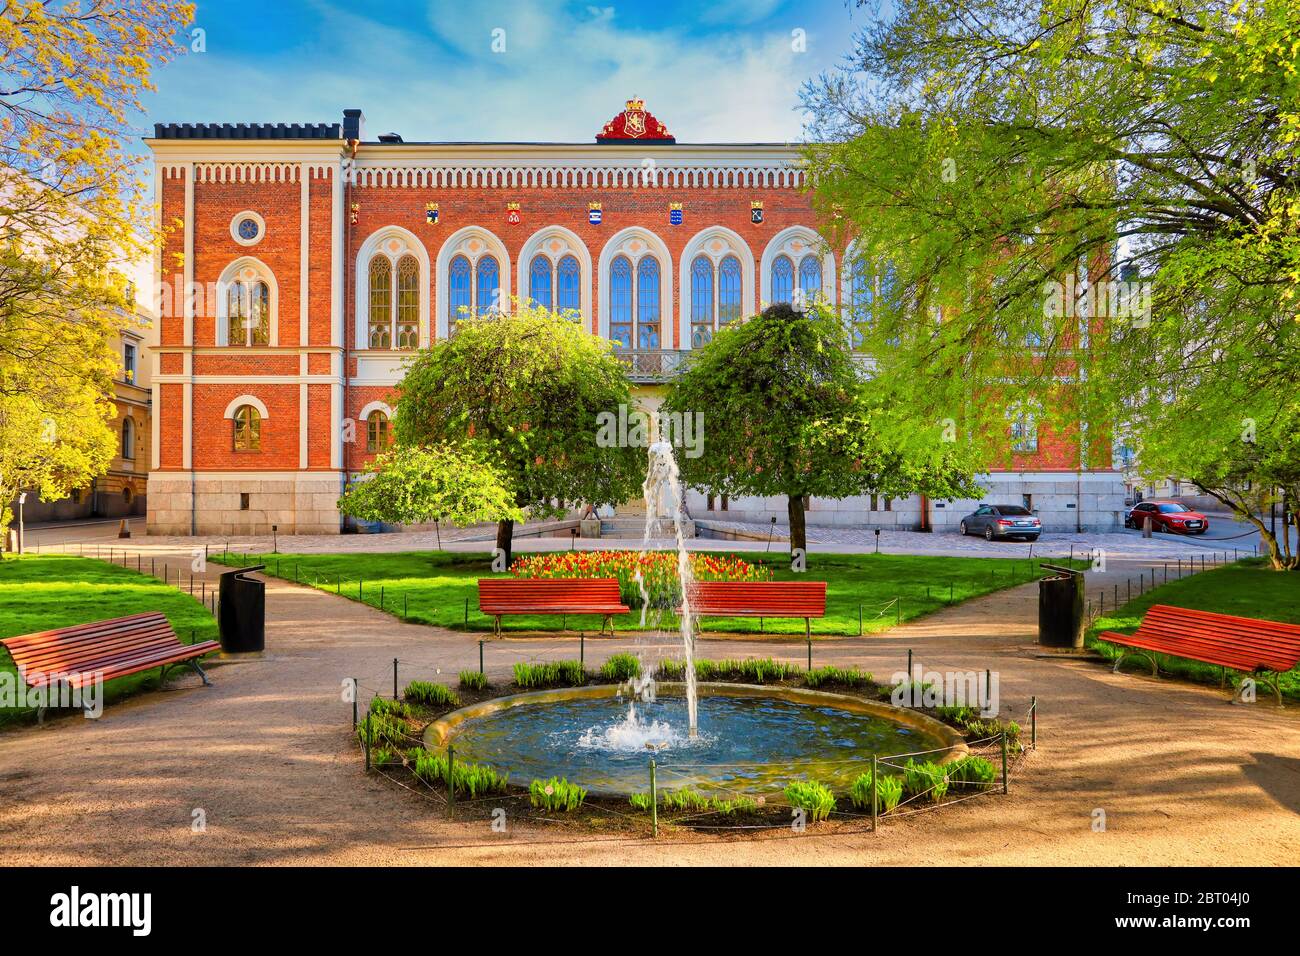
[140,0,882,144]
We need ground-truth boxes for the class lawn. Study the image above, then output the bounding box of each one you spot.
[1088,559,1300,700]
[0,555,219,724]
[211,548,1080,636]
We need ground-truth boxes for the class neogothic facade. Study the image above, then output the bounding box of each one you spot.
[146,101,1124,536]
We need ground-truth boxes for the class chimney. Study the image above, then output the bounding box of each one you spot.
[342,108,365,142]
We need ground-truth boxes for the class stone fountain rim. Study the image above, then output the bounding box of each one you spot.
[423,681,969,761]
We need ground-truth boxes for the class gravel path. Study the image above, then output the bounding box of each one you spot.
[2,541,1297,866]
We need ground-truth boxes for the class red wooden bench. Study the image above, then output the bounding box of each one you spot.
[0,612,220,718]
[477,578,630,636]
[683,581,828,639]
[1099,604,1300,704]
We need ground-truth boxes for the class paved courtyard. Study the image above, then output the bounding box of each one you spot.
[2,523,1297,866]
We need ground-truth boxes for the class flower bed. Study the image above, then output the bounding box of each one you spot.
[509,550,772,609]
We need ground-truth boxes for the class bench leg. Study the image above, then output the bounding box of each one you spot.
[602,615,613,637]
[493,615,501,638]
[1112,650,1158,677]
[188,658,213,687]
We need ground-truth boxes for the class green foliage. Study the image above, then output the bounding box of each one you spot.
[783,780,836,822]
[945,755,997,789]
[663,303,979,551]
[598,653,642,681]
[655,657,800,684]
[371,746,400,767]
[357,712,412,749]
[410,749,509,797]
[849,770,904,812]
[529,776,586,812]
[803,665,873,689]
[628,793,653,812]
[458,670,488,692]
[802,0,1300,526]
[402,681,459,708]
[901,760,949,802]
[512,660,588,688]
[657,788,760,817]
[337,444,523,528]
[395,305,644,532]
[934,705,979,724]
[369,696,412,719]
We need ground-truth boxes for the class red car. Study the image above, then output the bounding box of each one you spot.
[1125,500,1209,535]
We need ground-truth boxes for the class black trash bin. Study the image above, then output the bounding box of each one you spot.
[1038,564,1084,648]
[219,565,266,653]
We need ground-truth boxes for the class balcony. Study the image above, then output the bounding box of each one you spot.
[615,349,689,383]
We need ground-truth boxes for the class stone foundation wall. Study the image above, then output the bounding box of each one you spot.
[147,472,345,535]
[685,471,1128,533]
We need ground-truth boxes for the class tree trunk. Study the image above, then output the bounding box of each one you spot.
[787,494,807,556]
[495,518,514,570]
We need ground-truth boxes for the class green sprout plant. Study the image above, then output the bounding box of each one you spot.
[599,652,642,681]
[403,680,460,708]
[458,670,488,691]
[529,776,587,812]
[849,769,904,812]
[783,780,836,822]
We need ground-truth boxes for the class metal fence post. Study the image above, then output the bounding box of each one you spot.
[1001,731,1009,794]
[579,631,584,667]
[447,745,456,820]
[479,639,485,675]
[393,658,398,699]
[1030,696,1037,749]
[871,753,878,832]
[650,758,658,838]
[858,604,863,636]
[352,679,358,729]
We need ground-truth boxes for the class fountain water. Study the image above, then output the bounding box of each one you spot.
[641,440,699,736]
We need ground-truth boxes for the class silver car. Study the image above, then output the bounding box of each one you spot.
[959,504,1042,541]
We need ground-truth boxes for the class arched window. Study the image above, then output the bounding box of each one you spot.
[366,410,391,453]
[848,259,900,349]
[798,254,822,301]
[718,255,742,325]
[366,253,421,350]
[557,255,581,314]
[609,255,633,348]
[771,255,794,305]
[226,280,270,346]
[121,417,135,460]
[529,255,553,310]
[396,255,420,349]
[233,405,261,452]
[476,256,500,315]
[690,255,713,348]
[368,256,392,348]
[447,254,472,329]
[636,257,661,349]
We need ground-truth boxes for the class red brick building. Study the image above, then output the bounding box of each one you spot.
[145,101,1123,535]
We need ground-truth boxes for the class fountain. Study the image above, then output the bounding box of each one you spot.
[640,440,699,736]
[422,439,967,798]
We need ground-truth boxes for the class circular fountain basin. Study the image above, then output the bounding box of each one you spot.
[425,683,966,797]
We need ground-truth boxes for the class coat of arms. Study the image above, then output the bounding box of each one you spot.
[588,201,602,226]
[751,201,764,224]
[506,202,521,226]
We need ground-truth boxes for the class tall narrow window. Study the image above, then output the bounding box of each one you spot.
[609,255,632,348]
[557,255,581,314]
[529,255,553,309]
[366,410,390,453]
[121,418,135,460]
[849,260,872,349]
[771,255,794,304]
[226,279,270,346]
[476,256,500,315]
[448,254,471,329]
[368,256,392,348]
[396,255,419,349]
[690,255,713,348]
[798,254,822,299]
[1010,411,1039,452]
[123,342,137,382]
[718,255,742,325]
[226,281,246,346]
[233,405,261,452]
[636,257,661,349]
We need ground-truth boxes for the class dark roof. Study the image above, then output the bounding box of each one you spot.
[152,122,341,140]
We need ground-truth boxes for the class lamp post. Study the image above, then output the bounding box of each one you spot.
[16,492,26,554]
[271,524,278,554]
[874,528,881,553]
